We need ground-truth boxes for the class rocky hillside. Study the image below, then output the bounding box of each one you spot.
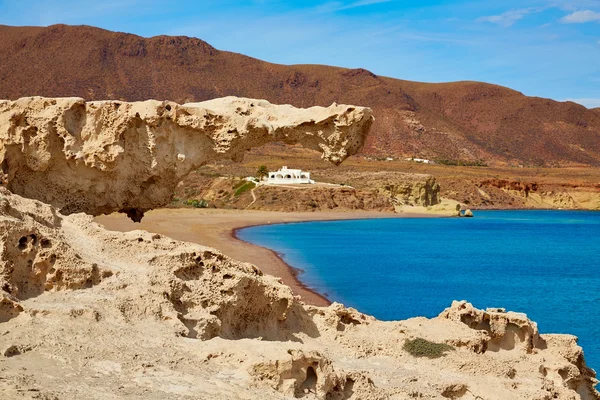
[439,177,600,210]
[1,24,600,166]
[173,171,441,212]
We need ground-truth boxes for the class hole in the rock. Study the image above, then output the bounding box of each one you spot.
[299,366,318,395]
[18,236,28,250]
[177,315,198,339]
[41,238,52,248]
[340,314,360,325]
[49,254,57,265]
[165,104,172,111]
[29,234,38,245]
[343,378,355,399]
[558,368,569,381]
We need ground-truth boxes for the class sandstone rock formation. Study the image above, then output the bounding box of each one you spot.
[1,188,598,399]
[0,96,372,221]
[311,171,442,207]
[441,177,600,211]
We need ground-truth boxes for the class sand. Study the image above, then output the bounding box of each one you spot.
[95,208,437,306]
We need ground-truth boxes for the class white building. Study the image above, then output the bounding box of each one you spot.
[265,166,313,184]
[406,157,434,164]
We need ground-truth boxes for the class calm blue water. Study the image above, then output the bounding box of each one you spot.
[238,211,600,373]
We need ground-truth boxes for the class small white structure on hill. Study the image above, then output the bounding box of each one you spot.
[406,157,434,164]
[266,166,314,184]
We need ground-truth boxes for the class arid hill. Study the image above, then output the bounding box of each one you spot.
[1,24,599,166]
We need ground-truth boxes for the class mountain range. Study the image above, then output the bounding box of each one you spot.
[1,24,599,166]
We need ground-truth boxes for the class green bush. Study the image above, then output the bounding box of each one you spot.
[256,165,269,180]
[183,199,208,208]
[403,338,454,359]
[234,181,256,197]
[232,180,246,190]
[435,159,488,167]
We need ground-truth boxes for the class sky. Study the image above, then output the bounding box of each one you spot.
[0,0,599,108]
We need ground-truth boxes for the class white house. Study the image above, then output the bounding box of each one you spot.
[265,166,314,184]
[406,157,434,164]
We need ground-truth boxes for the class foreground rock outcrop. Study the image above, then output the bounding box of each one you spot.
[1,188,598,399]
[0,96,373,220]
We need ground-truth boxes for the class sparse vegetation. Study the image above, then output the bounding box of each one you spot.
[183,199,208,208]
[435,159,488,167]
[234,181,256,197]
[256,165,269,181]
[232,180,247,190]
[403,338,455,359]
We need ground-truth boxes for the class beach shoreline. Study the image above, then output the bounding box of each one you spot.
[95,208,442,306]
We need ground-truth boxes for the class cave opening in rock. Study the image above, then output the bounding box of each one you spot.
[299,365,318,395]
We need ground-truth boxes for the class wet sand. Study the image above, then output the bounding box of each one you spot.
[95,208,436,306]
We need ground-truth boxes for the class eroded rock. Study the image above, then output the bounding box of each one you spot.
[0,96,373,220]
[0,187,112,300]
[438,300,541,352]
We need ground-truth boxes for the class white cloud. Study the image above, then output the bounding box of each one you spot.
[317,0,393,13]
[478,8,538,27]
[564,98,600,108]
[551,0,600,12]
[561,10,600,23]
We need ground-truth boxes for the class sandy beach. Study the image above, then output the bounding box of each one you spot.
[95,208,437,306]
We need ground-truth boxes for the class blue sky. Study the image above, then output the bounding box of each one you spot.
[1,0,599,107]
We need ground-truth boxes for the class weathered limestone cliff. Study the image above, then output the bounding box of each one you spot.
[0,96,373,220]
[440,178,600,210]
[313,171,441,207]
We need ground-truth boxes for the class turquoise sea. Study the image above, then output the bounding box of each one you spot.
[238,211,600,373]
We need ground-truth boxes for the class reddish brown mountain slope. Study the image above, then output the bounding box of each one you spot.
[1,24,599,166]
